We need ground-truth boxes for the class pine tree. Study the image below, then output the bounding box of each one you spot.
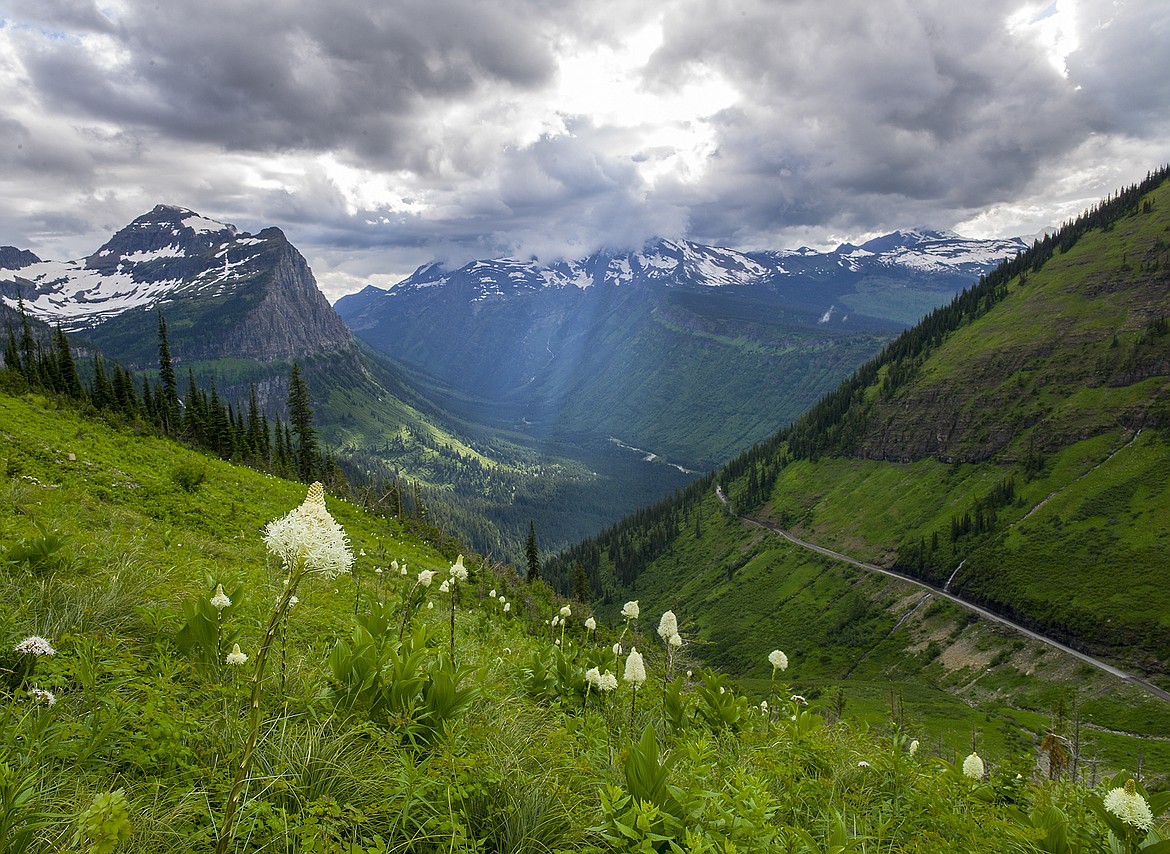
[53,325,82,399]
[91,355,113,409]
[157,312,181,434]
[287,362,318,482]
[526,521,540,583]
[3,318,20,375]
[112,364,139,414]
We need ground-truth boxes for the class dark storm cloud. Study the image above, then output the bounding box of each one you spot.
[0,0,1167,296]
[16,0,558,162]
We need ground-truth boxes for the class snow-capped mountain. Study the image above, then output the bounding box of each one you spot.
[361,232,1028,302]
[335,229,1028,467]
[0,205,352,364]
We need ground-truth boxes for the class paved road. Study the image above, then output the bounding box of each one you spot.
[714,486,1170,705]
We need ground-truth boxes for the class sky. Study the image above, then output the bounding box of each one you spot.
[0,0,1167,302]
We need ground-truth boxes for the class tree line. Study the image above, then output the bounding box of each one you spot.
[1,300,337,486]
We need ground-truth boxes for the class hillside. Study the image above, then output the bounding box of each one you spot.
[545,169,1170,730]
[2,388,1169,852]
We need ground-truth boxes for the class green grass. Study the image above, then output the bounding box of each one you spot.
[3,387,1170,851]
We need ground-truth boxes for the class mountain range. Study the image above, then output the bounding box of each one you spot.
[2,206,1029,558]
[336,230,1029,468]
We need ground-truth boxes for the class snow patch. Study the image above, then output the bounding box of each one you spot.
[181,214,233,235]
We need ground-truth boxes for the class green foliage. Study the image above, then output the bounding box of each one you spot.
[174,577,243,664]
[0,761,54,853]
[4,521,72,575]
[168,460,206,493]
[75,789,132,854]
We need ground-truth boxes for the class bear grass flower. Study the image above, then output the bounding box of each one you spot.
[225,643,248,666]
[263,482,353,580]
[503,602,511,613]
[14,635,55,656]
[963,752,985,780]
[598,671,618,692]
[909,739,919,756]
[585,616,597,632]
[657,610,678,642]
[1103,779,1154,832]
[586,667,602,689]
[668,633,683,648]
[450,555,468,583]
[210,584,232,611]
[560,605,572,618]
[623,647,647,687]
[621,600,639,621]
[768,649,788,673]
[417,569,436,587]
[439,579,450,594]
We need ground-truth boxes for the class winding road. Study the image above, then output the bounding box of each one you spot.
[714,486,1170,705]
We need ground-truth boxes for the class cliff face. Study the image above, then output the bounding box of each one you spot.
[190,228,354,363]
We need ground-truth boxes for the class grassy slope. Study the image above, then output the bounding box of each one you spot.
[582,181,1170,769]
[3,391,1169,851]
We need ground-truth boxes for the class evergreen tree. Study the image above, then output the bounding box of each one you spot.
[157,312,181,434]
[112,364,139,414]
[526,521,540,583]
[91,355,113,409]
[3,318,19,375]
[287,362,318,482]
[572,562,590,603]
[53,325,82,399]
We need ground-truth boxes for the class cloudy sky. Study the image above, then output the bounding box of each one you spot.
[1,0,1167,301]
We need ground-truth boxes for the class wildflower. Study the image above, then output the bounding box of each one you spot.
[719,686,726,695]
[760,700,768,712]
[586,667,602,688]
[417,569,436,587]
[585,616,597,632]
[450,555,468,583]
[210,584,232,611]
[962,752,984,780]
[613,642,623,656]
[263,482,353,580]
[908,739,919,756]
[790,694,808,705]
[598,671,618,692]
[427,601,435,610]
[858,760,871,768]
[669,632,683,648]
[686,670,693,678]
[657,610,678,642]
[439,579,450,593]
[624,647,646,687]
[551,615,560,628]
[560,605,571,618]
[398,563,407,576]
[621,600,640,621]
[27,687,56,706]
[1103,780,1154,832]
[768,649,788,672]
[288,595,299,608]
[225,643,248,666]
[503,602,511,613]
[14,636,55,656]
[499,595,506,603]
[489,588,497,598]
